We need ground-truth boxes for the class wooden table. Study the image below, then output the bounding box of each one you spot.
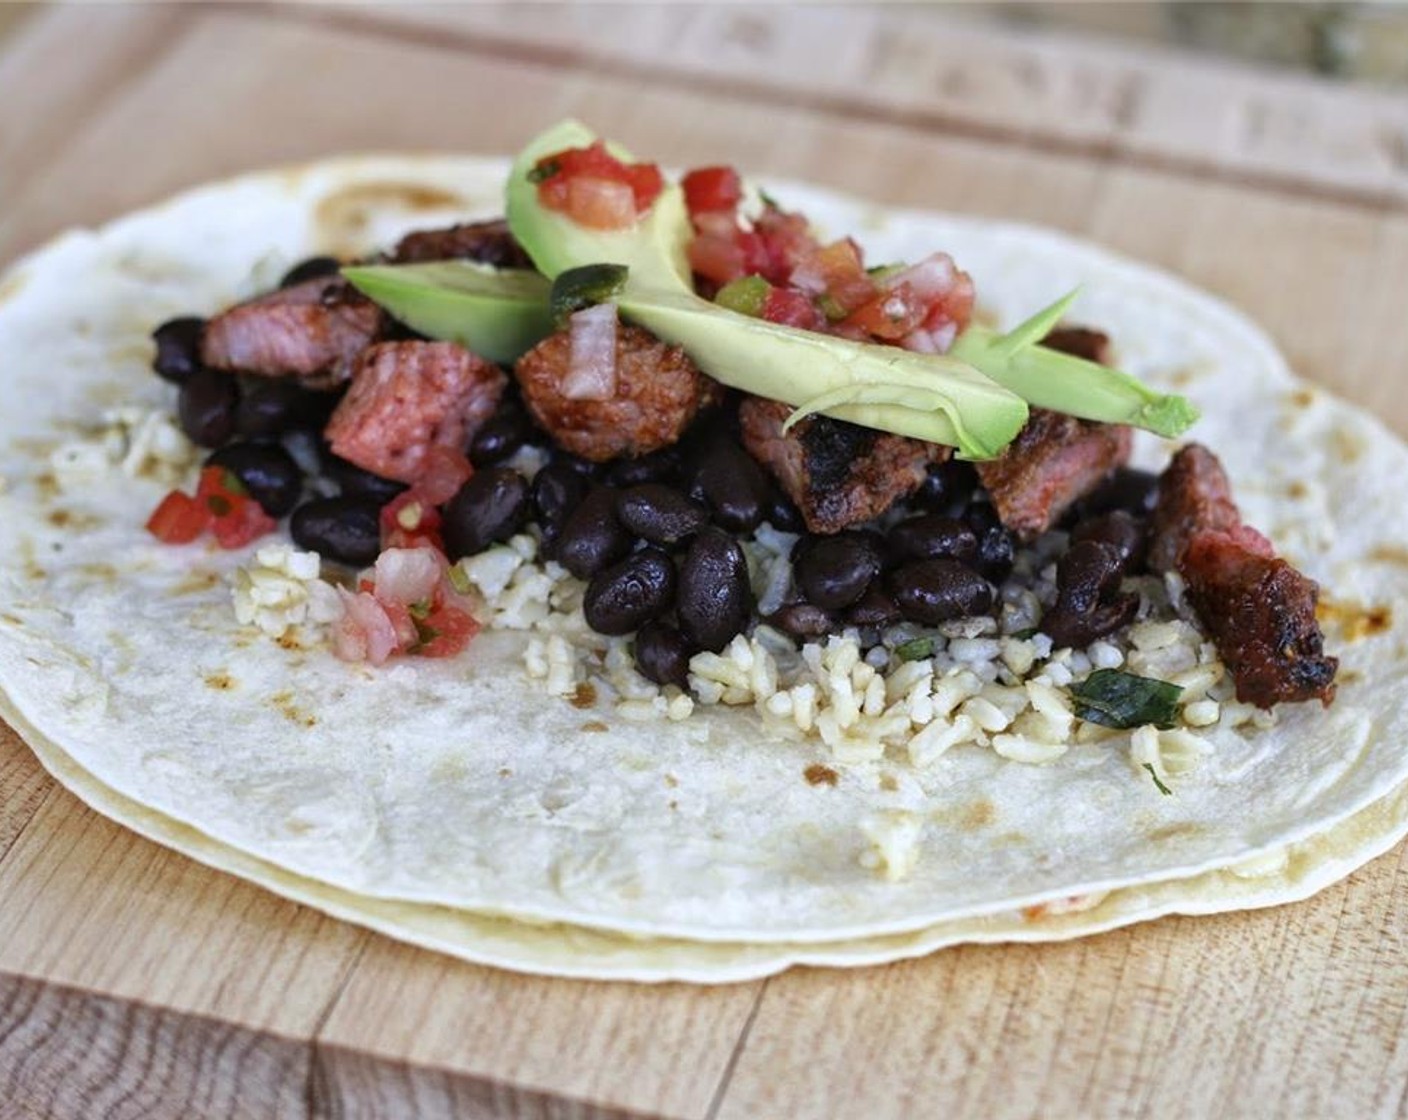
[3,5,1407,1117]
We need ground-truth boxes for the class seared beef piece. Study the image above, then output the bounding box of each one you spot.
[391,219,533,269]
[201,276,383,388]
[325,341,506,484]
[975,410,1132,542]
[1042,326,1112,365]
[738,396,947,535]
[1147,443,1242,573]
[1181,534,1337,708]
[515,324,721,462]
[1151,443,1337,708]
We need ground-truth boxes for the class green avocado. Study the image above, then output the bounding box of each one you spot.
[341,260,553,366]
[505,120,1031,459]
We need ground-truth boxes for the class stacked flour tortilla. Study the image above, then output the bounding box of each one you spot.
[1,157,1406,983]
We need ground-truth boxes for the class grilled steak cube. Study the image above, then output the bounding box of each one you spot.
[390,219,533,269]
[200,276,383,388]
[1181,532,1337,708]
[515,324,721,462]
[976,410,1132,541]
[325,341,506,484]
[1147,442,1243,573]
[1151,443,1336,708]
[1041,325,1112,365]
[738,396,947,535]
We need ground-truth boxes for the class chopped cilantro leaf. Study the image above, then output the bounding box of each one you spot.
[1069,669,1182,730]
[895,637,936,662]
[1142,763,1173,797]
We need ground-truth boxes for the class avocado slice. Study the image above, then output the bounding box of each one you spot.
[948,291,1199,438]
[342,260,553,366]
[505,120,1030,460]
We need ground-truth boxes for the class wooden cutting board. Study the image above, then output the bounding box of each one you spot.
[3,6,1407,1117]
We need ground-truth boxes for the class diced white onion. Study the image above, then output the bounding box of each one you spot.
[373,547,443,606]
[879,252,957,300]
[563,303,619,401]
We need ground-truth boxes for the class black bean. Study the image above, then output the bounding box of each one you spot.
[793,531,883,610]
[688,438,771,533]
[845,585,902,629]
[206,442,303,517]
[553,486,633,579]
[290,497,381,566]
[1075,467,1160,519]
[280,256,342,288]
[441,468,531,560]
[152,317,206,385]
[469,403,531,466]
[603,448,681,488]
[677,528,753,652]
[888,514,978,565]
[1040,540,1139,649]
[911,459,978,516]
[765,487,806,533]
[888,559,994,625]
[323,453,407,505]
[1071,510,1147,571]
[965,500,1000,535]
[767,601,841,640]
[178,367,239,448]
[635,621,695,689]
[236,379,337,438]
[550,450,599,477]
[616,484,709,546]
[532,462,591,539]
[584,548,677,636]
[975,524,1016,582]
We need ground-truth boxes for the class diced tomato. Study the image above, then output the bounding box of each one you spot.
[376,448,465,552]
[842,283,929,341]
[146,466,274,549]
[790,239,877,321]
[533,142,663,228]
[145,490,208,544]
[754,205,819,284]
[879,253,976,344]
[761,287,826,330]
[688,230,747,286]
[413,604,480,658]
[564,178,637,230]
[210,495,277,549]
[196,466,276,548]
[380,492,444,553]
[681,166,742,215]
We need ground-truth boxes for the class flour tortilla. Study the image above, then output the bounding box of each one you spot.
[1,156,1406,958]
[6,687,1405,983]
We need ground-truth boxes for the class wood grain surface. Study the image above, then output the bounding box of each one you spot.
[2,5,1406,1118]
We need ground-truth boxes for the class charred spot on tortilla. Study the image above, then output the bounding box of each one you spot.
[46,508,103,532]
[804,763,839,787]
[960,800,996,831]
